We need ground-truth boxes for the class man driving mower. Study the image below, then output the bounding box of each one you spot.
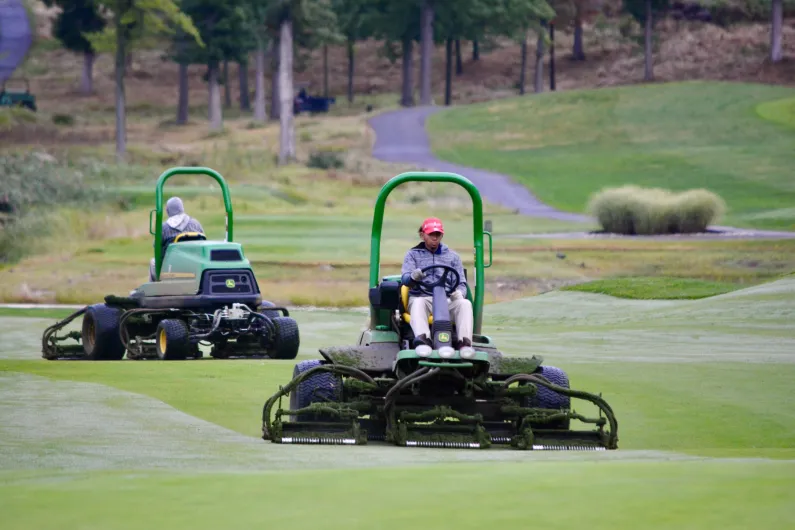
[400,217,475,359]
[148,197,205,281]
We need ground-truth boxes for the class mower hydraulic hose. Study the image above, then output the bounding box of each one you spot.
[261,364,377,440]
[502,373,619,449]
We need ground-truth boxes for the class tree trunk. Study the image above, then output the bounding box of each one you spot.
[270,39,280,120]
[444,37,452,105]
[208,63,223,131]
[254,42,267,122]
[644,0,653,81]
[572,16,585,60]
[239,58,250,111]
[455,39,462,75]
[472,39,479,60]
[278,18,295,165]
[771,0,783,62]
[323,44,329,98]
[534,27,544,94]
[81,51,94,95]
[177,62,189,125]
[400,37,414,107]
[114,12,127,163]
[223,59,231,108]
[347,38,355,103]
[549,23,556,91]
[419,0,434,105]
[519,30,528,95]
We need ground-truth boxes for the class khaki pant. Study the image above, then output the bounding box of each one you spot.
[408,295,473,343]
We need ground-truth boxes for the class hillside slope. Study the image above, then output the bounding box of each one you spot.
[16,3,795,118]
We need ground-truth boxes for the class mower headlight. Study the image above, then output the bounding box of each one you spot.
[438,346,455,359]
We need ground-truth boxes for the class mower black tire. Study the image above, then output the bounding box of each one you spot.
[258,300,280,320]
[81,304,126,360]
[289,359,342,421]
[155,319,191,360]
[267,316,300,359]
[527,365,571,430]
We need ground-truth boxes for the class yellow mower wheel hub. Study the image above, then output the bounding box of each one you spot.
[159,328,167,354]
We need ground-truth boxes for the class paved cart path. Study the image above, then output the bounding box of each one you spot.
[368,105,795,240]
[0,0,33,86]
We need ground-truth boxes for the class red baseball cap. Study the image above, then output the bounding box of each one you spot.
[421,217,444,234]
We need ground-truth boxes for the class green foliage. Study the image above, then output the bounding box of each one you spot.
[0,107,37,132]
[307,149,345,169]
[562,276,744,299]
[176,0,257,67]
[364,0,421,46]
[587,185,726,235]
[622,0,670,24]
[701,0,795,25]
[85,0,204,54]
[41,0,106,54]
[332,0,373,41]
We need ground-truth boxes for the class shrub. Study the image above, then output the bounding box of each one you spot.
[307,149,345,170]
[0,152,150,263]
[587,185,726,235]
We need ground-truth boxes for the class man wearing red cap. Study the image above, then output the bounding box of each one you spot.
[400,217,475,359]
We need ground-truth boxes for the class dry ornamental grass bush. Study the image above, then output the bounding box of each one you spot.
[587,185,727,235]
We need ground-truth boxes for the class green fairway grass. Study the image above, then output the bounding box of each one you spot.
[562,276,745,299]
[426,81,795,230]
[2,459,793,530]
[1,278,794,527]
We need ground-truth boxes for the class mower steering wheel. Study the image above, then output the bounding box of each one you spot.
[414,264,461,297]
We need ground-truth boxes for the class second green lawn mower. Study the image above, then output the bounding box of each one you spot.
[261,171,618,451]
[42,166,300,361]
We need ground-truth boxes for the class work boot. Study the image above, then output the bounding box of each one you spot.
[413,334,432,357]
[459,338,475,359]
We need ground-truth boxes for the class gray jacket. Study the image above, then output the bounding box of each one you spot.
[162,217,205,243]
[401,242,468,297]
[157,216,205,254]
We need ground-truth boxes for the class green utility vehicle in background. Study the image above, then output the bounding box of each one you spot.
[262,171,618,451]
[42,166,300,361]
[0,77,36,111]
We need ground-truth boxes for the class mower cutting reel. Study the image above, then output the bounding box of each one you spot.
[262,171,619,451]
[41,166,300,361]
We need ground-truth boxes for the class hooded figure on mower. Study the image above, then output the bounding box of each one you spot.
[401,217,475,359]
[148,197,205,281]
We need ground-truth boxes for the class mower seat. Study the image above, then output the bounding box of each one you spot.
[400,284,433,325]
[173,231,207,243]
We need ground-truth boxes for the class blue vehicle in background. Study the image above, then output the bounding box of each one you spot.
[294,87,336,114]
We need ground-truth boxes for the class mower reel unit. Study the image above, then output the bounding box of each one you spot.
[262,172,618,451]
[42,167,300,361]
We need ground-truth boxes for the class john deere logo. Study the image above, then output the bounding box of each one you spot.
[225,279,236,288]
[438,332,450,343]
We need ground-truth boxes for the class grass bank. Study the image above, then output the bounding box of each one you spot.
[427,81,795,230]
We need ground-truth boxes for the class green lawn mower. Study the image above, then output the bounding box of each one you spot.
[42,166,300,361]
[0,78,37,112]
[261,171,618,451]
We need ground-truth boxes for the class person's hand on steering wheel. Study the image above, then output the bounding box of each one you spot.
[411,264,461,297]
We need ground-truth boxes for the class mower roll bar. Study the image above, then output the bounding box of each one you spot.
[368,171,489,335]
[150,166,234,280]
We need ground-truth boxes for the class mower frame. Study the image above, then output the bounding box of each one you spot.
[261,171,619,450]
